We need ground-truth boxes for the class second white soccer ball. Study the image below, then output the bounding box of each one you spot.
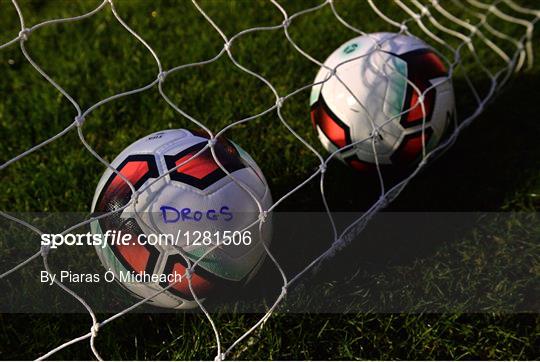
[310,32,455,171]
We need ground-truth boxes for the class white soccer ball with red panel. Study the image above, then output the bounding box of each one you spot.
[90,129,272,309]
[310,32,455,171]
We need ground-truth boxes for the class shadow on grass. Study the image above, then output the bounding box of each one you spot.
[244,72,540,303]
[273,73,540,213]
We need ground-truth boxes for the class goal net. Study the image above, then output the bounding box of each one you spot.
[1,0,538,360]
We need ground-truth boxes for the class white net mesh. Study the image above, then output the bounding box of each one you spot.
[1,0,539,360]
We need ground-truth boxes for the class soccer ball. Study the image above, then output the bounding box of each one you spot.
[310,32,455,171]
[90,129,272,309]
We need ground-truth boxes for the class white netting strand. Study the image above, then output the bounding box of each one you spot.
[1,0,539,360]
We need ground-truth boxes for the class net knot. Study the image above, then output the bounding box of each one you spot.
[157,71,167,82]
[282,18,291,28]
[185,267,193,279]
[319,163,327,174]
[325,237,345,259]
[214,353,225,361]
[399,23,408,33]
[329,67,337,77]
[259,210,268,222]
[370,128,381,140]
[275,97,284,108]
[281,286,287,296]
[223,41,231,52]
[208,138,217,147]
[91,323,100,338]
[18,28,31,42]
[419,5,429,16]
[40,244,50,257]
[74,115,85,127]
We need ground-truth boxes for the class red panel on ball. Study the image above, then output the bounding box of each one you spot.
[311,100,350,149]
[116,241,151,274]
[169,262,214,298]
[348,158,376,172]
[175,152,220,180]
[399,49,448,128]
[391,129,433,164]
[107,161,149,197]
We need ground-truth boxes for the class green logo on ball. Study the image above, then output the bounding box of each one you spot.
[344,43,358,54]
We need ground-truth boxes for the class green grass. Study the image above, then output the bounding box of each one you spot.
[0,0,539,360]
